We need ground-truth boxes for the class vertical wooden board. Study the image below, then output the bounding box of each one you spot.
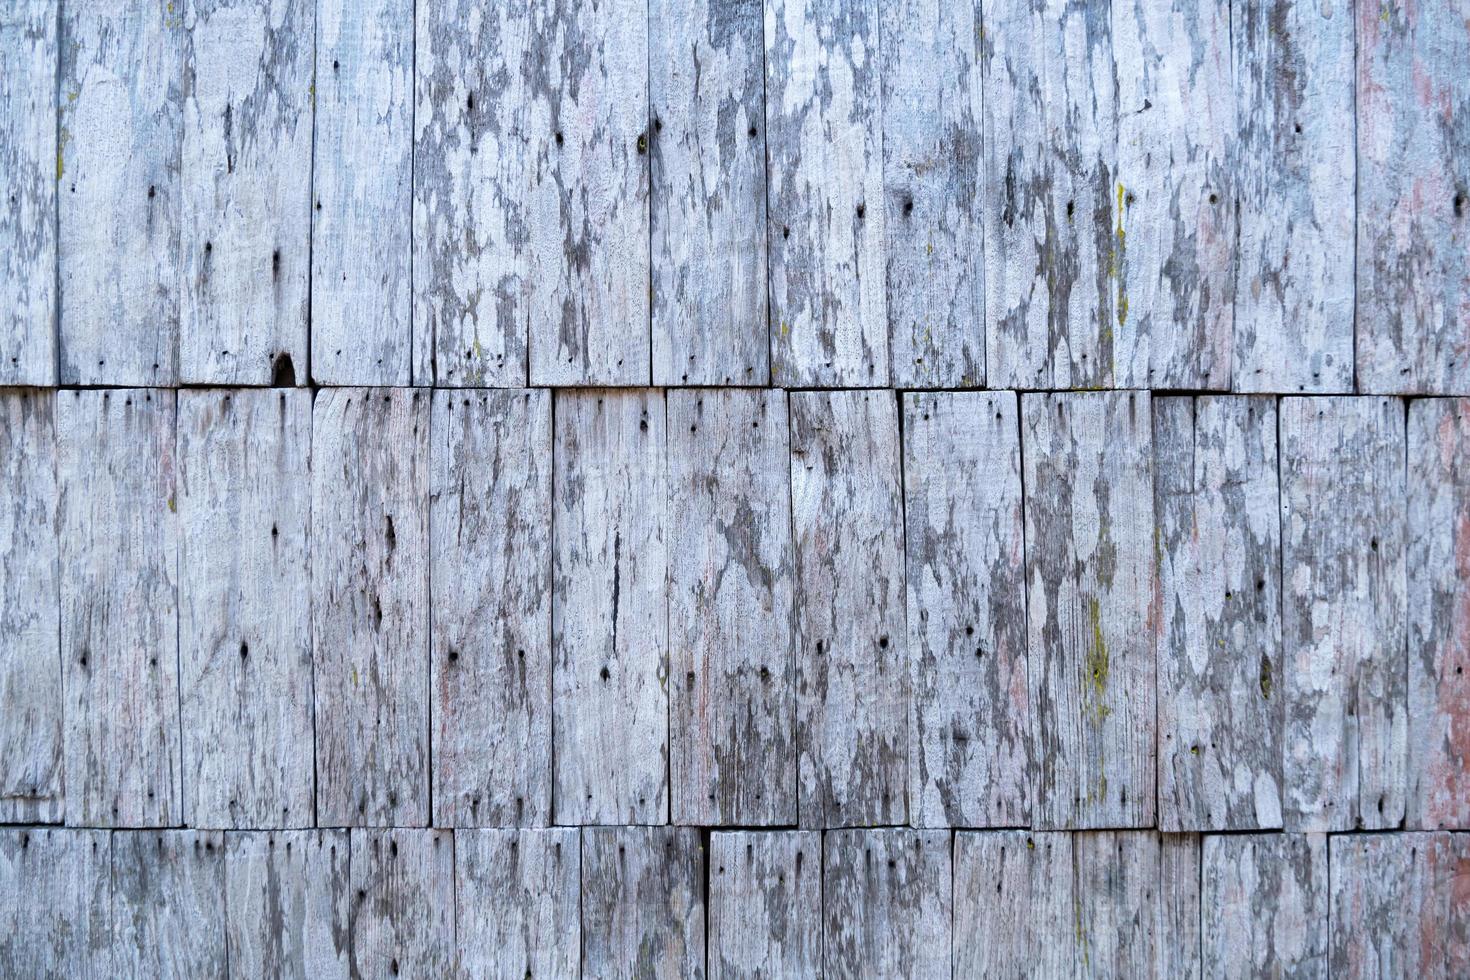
[1408,398,1470,829]
[1112,0,1233,390]
[430,389,552,827]
[1022,391,1156,829]
[581,826,705,980]
[668,389,796,825]
[953,831,1075,978]
[902,391,1028,828]
[1280,397,1408,831]
[1230,0,1354,393]
[58,390,180,828]
[708,831,821,979]
[1155,396,1283,831]
[1157,833,1204,980]
[1202,833,1328,979]
[112,831,227,980]
[1356,1,1470,394]
[311,0,412,385]
[552,390,667,825]
[880,0,983,388]
[178,390,313,829]
[1072,831,1201,979]
[0,829,110,980]
[312,388,429,827]
[766,0,888,386]
[225,831,350,980]
[179,0,312,385]
[525,0,650,387]
[649,0,768,386]
[981,0,1116,390]
[58,0,181,386]
[822,828,951,978]
[0,392,60,823]
[0,0,57,385]
[347,829,455,980]
[455,828,580,978]
[790,390,907,828]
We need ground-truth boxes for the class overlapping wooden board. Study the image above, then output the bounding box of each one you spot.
[111,831,227,980]
[1072,831,1201,979]
[455,828,580,978]
[1202,833,1329,978]
[581,826,705,979]
[708,831,821,979]
[0,829,110,979]
[822,829,951,978]
[224,831,350,980]
[953,831,1074,977]
[347,829,455,979]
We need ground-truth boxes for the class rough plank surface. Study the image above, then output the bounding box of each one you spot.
[650,0,768,386]
[1072,831,1201,979]
[225,830,350,980]
[953,831,1075,978]
[0,829,110,980]
[111,831,227,980]
[178,390,313,829]
[1022,391,1156,829]
[455,828,580,979]
[902,391,1029,828]
[668,389,795,825]
[822,828,951,978]
[553,390,668,824]
[347,829,455,980]
[708,831,821,979]
[1280,396,1407,831]
[1203,833,1328,979]
[790,389,907,829]
[430,390,552,827]
[312,388,429,827]
[582,826,706,980]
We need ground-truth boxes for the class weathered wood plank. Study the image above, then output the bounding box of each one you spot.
[823,828,951,978]
[0,829,110,980]
[1155,395,1283,831]
[1202,833,1328,979]
[669,389,795,825]
[902,391,1028,828]
[112,831,227,980]
[225,830,350,980]
[650,0,767,386]
[1280,396,1407,831]
[0,392,60,823]
[766,0,887,386]
[1356,1,1470,394]
[58,1,181,386]
[1231,0,1354,393]
[553,390,667,825]
[0,1,57,385]
[708,831,821,979]
[311,0,413,385]
[312,388,429,827]
[982,0,1115,390]
[1072,831,1201,979]
[790,389,907,828]
[953,831,1075,978]
[58,390,180,828]
[582,826,705,979]
[455,828,580,978]
[179,0,312,385]
[1408,398,1470,829]
[178,390,313,829]
[1022,391,1156,829]
[347,829,455,980]
[1112,0,1233,389]
[880,0,983,388]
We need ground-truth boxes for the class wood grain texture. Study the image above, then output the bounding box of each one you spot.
[347,829,455,980]
[1202,833,1328,979]
[0,829,110,980]
[455,828,580,979]
[1072,831,1201,979]
[953,831,1075,978]
[881,0,983,388]
[553,390,668,825]
[1408,398,1470,829]
[1112,0,1233,389]
[225,831,350,980]
[1280,396,1407,831]
[180,0,312,385]
[178,390,313,829]
[650,0,768,386]
[1356,0,1470,394]
[1231,0,1354,393]
[822,828,951,979]
[111,831,227,980]
[1155,395,1283,831]
[766,0,887,386]
[581,826,706,980]
[668,389,795,825]
[312,388,429,827]
[0,392,60,823]
[312,0,413,385]
[59,0,181,386]
[708,831,821,979]
[1022,391,1156,829]
[902,391,1029,828]
[790,390,907,828]
[58,389,180,828]
[982,0,1115,390]
[430,390,552,827]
